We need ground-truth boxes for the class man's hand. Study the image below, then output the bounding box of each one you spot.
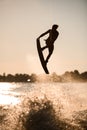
[37,36,41,40]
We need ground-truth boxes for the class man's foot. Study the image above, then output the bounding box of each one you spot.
[41,46,47,51]
[41,47,44,51]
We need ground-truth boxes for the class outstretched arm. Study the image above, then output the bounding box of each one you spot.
[38,29,51,39]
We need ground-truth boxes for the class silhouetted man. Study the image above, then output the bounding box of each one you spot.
[37,24,59,64]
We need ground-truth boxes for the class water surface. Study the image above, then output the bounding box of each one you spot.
[0,82,87,130]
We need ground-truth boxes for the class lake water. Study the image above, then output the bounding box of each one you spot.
[0,82,87,130]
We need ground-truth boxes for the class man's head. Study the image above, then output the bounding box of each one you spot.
[52,24,59,30]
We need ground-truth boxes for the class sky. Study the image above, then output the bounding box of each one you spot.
[0,0,87,75]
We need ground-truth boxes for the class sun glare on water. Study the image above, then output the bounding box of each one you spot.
[0,83,20,105]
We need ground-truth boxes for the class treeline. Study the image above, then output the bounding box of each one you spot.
[0,70,87,82]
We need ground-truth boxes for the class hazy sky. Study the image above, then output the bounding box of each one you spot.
[0,0,87,74]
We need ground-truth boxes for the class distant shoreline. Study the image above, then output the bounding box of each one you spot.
[0,70,87,83]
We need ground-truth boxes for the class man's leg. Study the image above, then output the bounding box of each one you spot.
[45,45,54,64]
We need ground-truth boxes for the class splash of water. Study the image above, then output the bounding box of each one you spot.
[0,82,87,130]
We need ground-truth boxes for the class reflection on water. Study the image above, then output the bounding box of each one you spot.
[0,82,87,130]
[0,94,19,105]
[0,83,20,105]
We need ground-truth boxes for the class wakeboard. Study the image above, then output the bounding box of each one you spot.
[36,39,49,74]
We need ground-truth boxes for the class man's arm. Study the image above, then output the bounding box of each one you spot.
[38,29,51,39]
